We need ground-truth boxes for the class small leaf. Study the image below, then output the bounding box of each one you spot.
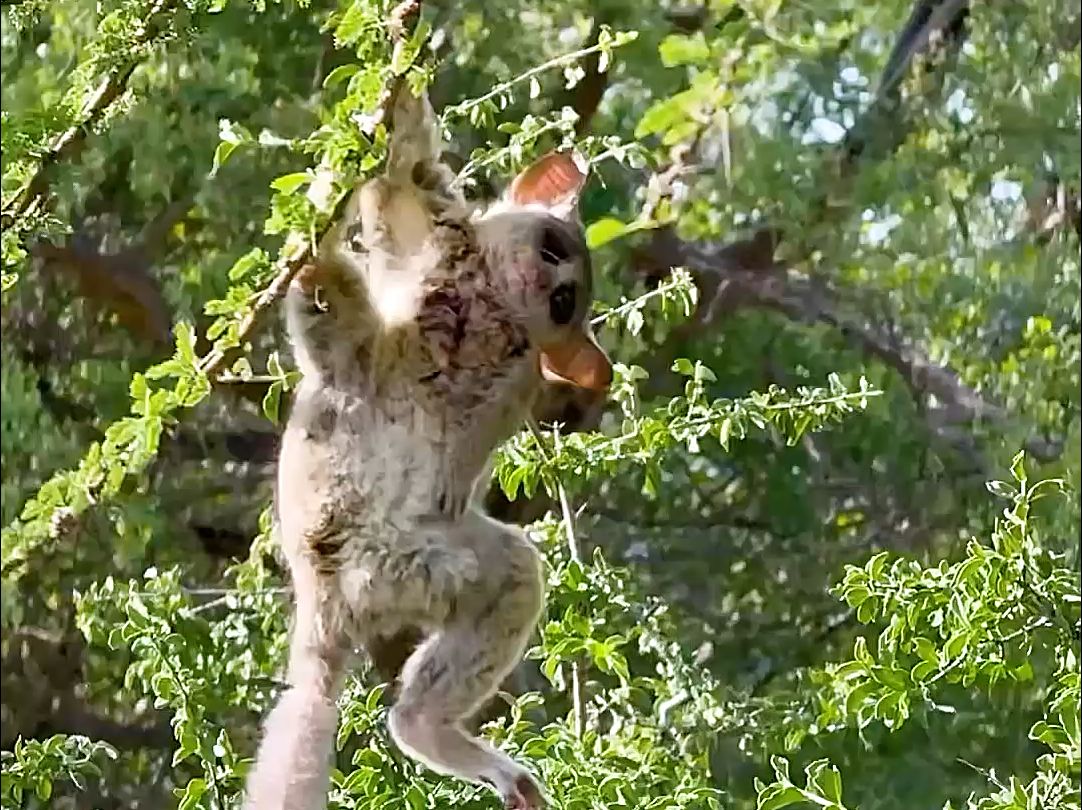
[658,33,710,67]
[985,480,1016,499]
[263,381,283,424]
[177,778,207,810]
[212,141,237,172]
[718,417,732,450]
[586,217,632,249]
[635,97,685,139]
[271,172,312,194]
[757,784,804,810]
[126,595,151,629]
[805,759,843,804]
[323,63,360,89]
[672,358,695,376]
[769,755,791,781]
[1009,451,1026,483]
[952,555,984,586]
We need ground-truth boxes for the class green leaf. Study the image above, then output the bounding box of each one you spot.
[262,381,283,425]
[805,759,843,804]
[718,417,732,450]
[769,755,791,782]
[1009,450,1026,483]
[952,555,984,586]
[212,140,238,172]
[177,778,207,810]
[985,480,1016,499]
[323,63,360,89]
[125,595,151,629]
[843,585,870,608]
[856,596,878,623]
[635,97,685,139]
[672,358,695,376]
[757,784,805,810]
[658,33,710,67]
[271,172,312,194]
[174,322,197,368]
[586,217,634,248]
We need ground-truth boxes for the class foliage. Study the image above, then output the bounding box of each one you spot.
[2,0,1080,809]
[1,736,117,806]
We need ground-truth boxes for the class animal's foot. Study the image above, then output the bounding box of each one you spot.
[503,772,545,810]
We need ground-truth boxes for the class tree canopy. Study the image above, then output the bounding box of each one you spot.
[1,1,1079,808]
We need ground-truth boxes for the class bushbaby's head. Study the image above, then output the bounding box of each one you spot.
[476,152,612,392]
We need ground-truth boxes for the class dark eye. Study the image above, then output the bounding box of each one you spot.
[539,228,569,266]
[549,282,577,325]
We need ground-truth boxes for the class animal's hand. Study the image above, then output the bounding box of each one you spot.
[294,263,324,295]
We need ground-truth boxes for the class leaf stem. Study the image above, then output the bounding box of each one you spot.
[590,275,689,327]
[446,33,635,119]
[526,417,586,738]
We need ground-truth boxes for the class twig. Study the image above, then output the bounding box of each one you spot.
[1,0,179,225]
[590,274,689,327]
[196,0,425,383]
[445,34,634,119]
[526,417,585,738]
[956,757,1007,791]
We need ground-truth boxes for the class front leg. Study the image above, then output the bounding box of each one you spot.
[284,254,375,384]
[385,84,463,218]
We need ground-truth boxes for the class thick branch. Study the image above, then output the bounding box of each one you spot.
[630,2,986,436]
[638,227,999,425]
[33,240,172,346]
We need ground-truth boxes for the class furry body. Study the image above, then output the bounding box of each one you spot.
[243,87,607,810]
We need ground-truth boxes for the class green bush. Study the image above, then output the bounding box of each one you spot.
[2,1,1078,808]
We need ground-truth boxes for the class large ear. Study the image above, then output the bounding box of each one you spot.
[508,151,589,217]
[539,330,612,391]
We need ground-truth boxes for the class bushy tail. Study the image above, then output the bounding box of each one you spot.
[243,685,339,810]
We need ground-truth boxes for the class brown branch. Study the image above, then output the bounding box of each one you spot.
[33,240,173,346]
[1,0,180,226]
[630,1,983,427]
[842,0,969,165]
[48,699,173,751]
[1,627,169,752]
[635,227,1027,448]
[197,0,424,384]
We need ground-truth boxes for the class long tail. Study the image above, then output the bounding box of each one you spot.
[243,685,339,810]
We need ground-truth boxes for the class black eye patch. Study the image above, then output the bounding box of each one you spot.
[549,282,577,325]
[539,227,571,266]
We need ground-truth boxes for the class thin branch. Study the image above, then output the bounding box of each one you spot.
[527,417,585,739]
[446,35,632,119]
[590,274,688,327]
[1,0,180,225]
[197,0,424,383]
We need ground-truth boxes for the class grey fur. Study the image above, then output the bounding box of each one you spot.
[243,86,601,810]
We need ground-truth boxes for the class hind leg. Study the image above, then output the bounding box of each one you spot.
[387,516,546,808]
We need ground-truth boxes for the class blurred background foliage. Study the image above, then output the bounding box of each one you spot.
[0,0,1079,808]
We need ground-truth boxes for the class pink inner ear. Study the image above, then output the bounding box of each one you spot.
[510,152,588,207]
